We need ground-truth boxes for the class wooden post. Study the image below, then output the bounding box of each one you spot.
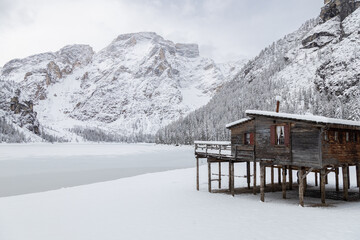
[247,161,251,189]
[320,169,326,204]
[218,162,222,189]
[196,157,199,191]
[271,166,275,192]
[325,174,328,184]
[343,165,349,201]
[253,160,257,195]
[208,161,212,193]
[260,163,265,202]
[315,172,318,187]
[231,161,235,197]
[278,167,281,186]
[289,166,293,190]
[263,166,266,189]
[335,167,339,192]
[356,164,360,188]
[228,161,231,190]
[299,168,304,207]
[347,166,350,189]
[282,166,286,199]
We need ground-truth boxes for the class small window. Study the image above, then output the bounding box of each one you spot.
[276,126,285,145]
[346,132,350,142]
[244,133,251,145]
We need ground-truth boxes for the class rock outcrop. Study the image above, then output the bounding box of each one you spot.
[320,0,360,22]
[9,89,40,135]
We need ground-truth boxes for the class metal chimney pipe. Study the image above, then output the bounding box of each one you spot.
[275,96,282,113]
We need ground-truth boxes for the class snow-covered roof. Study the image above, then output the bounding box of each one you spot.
[225,118,253,128]
[245,110,360,127]
[194,141,231,145]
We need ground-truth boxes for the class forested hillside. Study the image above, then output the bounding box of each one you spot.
[156,6,360,144]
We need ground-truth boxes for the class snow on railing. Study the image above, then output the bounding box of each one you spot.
[194,141,232,156]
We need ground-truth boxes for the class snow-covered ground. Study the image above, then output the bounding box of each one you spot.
[0,143,359,239]
[0,143,193,197]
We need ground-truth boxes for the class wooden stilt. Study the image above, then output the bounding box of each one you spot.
[253,160,257,195]
[357,164,360,199]
[335,167,339,192]
[289,166,293,190]
[325,174,328,185]
[231,161,235,197]
[299,168,304,207]
[208,161,212,193]
[282,166,286,199]
[315,172,318,187]
[304,174,307,192]
[278,167,281,186]
[218,162,222,189]
[196,157,199,191]
[320,168,326,204]
[247,161,251,189]
[356,164,360,188]
[271,166,275,192]
[260,163,265,202]
[228,161,231,190]
[263,166,266,189]
[343,165,349,201]
[347,166,350,189]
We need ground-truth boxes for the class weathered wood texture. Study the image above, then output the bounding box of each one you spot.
[271,166,275,192]
[260,163,265,202]
[320,169,326,204]
[335,167,339,192]
[291,122,321,167]
[208,162,212,193]
[218,162,222,189]
[254,117,291,163]
[196,157,199,191]
[289,166,293,190]
[282,166,286,199]
[247,161,251,189]
[253,160,257,195]
[230,120,255,161]
[343,165,349,201]
[299,168,305,207]
[357,164,360,188]
[231,162,235,197]
[322,130,360,165]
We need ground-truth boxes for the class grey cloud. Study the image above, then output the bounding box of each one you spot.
[0,0,324,66]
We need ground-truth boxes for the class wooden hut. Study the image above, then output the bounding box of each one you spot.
[195,109,360,206]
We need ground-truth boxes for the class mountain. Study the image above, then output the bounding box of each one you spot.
[155,1,360,144]
[0,32,245,141]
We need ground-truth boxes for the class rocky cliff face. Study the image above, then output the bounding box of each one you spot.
[320,0,360,21]
[0,79,42,142]
[1,45,94,102]
[9,89,40,135]
[0,32,245,140]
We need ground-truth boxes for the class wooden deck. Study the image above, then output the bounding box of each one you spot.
[194,141,360,206]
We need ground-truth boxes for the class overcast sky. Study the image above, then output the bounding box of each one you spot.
[0,0,324,66]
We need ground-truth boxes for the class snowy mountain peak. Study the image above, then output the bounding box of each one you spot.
[0,32,246,141]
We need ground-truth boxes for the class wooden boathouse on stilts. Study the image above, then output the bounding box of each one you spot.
[195,101,360,206]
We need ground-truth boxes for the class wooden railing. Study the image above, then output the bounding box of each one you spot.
[194,141,232,157]
[195,141,255,160]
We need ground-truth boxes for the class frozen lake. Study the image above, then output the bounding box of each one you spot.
[0,143,195,197]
